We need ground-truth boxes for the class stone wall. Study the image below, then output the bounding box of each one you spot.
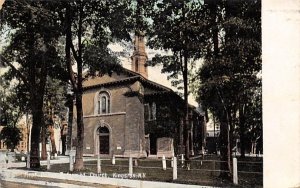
[73,83,146,157]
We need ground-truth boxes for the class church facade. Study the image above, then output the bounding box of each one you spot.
[71,33,206,158]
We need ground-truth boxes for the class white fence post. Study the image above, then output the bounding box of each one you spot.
[69,154,74,172]
[162,155,166,170]
[233,157,238,185]
[171,157,173,168]
[97,154,101,173]
[129,157,133,175]
[26,154,30,169]
[47,152,51,170]
[112,155,115,165]
[134,158,138,166]
[173,157,177,180]
[181,154,184,165]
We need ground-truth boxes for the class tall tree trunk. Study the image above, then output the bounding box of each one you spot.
[219,112,230,178]
[30,101,43,169]
[74,91,84,170]
[210,0,219,57]
[49,125,57,155]
[41,123,47,160]
[183,54,190,164]
[66,96,73,152]
[179,117,184,154]
[29,70,47,168]
[73,0,84,170]
[227,110,232,176]
[239,105,246,158]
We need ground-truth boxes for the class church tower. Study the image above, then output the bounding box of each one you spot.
[131,31,148,79]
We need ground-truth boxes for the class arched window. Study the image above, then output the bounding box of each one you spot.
[98,91,110,114]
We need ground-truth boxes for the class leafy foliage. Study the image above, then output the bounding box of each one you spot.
[196,0,262,165]
[0,79,23,151]
[0,0,65,168]
[0,126,22,151]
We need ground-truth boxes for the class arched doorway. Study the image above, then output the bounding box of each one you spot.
[98,126,110,155]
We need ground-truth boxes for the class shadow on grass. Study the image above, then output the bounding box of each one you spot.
[12,156,263,188]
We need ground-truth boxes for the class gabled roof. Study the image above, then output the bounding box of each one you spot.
[82,67,202,117]
[83,67,172,92]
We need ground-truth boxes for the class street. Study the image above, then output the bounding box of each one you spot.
[0,180,60,188]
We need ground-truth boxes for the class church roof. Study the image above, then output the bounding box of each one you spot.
[83,67,172,92]
[82,67,202,117]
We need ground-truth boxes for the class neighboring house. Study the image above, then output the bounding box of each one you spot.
[72,32,206,158]
[0,115,30,153]
[205,130,220,154]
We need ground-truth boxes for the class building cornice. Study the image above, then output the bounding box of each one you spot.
[83,112,126,118]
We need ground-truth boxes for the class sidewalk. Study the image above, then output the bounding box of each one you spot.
[0,157,218,188]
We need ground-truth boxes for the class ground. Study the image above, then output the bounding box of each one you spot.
[9,155,262,188]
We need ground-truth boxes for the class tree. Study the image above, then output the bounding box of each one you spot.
[0,0,64,168]
[144,0,209,162]
[196,0,261,177]
[1,0,135,170]
[44,77,68,156]
[62,0,134,170]
[0,81,23,152]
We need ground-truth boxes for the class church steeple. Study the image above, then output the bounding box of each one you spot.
[131,31,148,78]
[131,0,148,78]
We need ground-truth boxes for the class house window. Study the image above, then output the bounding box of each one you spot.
[98,91,110,114]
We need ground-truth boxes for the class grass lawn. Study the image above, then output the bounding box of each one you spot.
[16,155,263,188]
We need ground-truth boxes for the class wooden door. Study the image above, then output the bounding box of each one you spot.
[99,135,109,154]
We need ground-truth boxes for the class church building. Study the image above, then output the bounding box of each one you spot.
[72,32,206,158]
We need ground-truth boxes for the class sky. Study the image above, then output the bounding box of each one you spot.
[0,0,4,10]
[0,0,198,107]
[109,43,199,106]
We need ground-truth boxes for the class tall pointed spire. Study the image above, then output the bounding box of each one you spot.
[131,0,148,78]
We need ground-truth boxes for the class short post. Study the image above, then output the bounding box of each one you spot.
[47,152,51,170]
[112,155,115,165]
[162,155,166,170]
[173,157,177,180]
[211,160,216,176]
[97,154,101,173]
[134,158,138,166]
[69,154,74,172]
[233,157,238,185]
[181,154,184,165]
[129,157,133,175]
[26,154,30,169]
[171,157,173,168]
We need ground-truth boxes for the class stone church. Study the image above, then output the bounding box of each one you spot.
[72,32,206,158]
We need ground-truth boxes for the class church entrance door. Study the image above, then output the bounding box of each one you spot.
[99,135,109,154]
[98,127,110,155]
